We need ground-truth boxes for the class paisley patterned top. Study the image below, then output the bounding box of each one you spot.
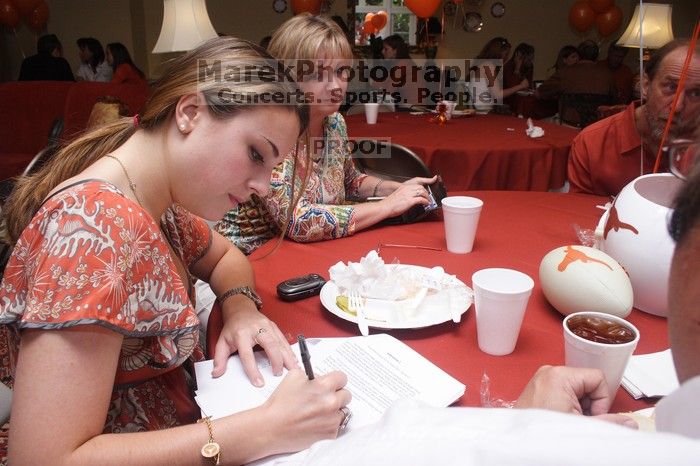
[216,113,369,254]
[0,180,211,432]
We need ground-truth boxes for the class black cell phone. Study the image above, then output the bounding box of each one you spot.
[276,273,327,302]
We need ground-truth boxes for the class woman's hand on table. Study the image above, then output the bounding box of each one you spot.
[380,182,432,217]
[259,369,352,455]
[515,365,638,428]
[211,301,297,386]
[401,176,437,187]
[373,175,437,216]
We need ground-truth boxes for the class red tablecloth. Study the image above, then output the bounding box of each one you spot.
[209,191,667,413]
[345,113,579,192]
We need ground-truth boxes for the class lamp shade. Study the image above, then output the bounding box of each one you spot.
[617,3,674,49]
[152,0,218,53]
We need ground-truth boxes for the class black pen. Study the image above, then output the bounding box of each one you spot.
[297,334,315,380]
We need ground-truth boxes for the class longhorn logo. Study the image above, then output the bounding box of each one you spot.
[604,198,639,239]
[558,246,613,272]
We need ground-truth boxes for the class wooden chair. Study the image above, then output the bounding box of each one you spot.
[350,141,432,182]
[558,93,612,128]
[1,143,61,279]
[596,104,628,121]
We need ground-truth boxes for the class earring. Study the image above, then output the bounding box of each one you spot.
[179,124,186,131]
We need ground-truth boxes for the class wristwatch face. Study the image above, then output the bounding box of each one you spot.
[491,2,505,18]
[273,0,287,13]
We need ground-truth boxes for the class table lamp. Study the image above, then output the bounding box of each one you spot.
[152,0,218,53]
[617,3,674,62]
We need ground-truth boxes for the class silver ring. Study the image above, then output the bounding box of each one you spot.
[338,406,352,431]
[258,328,267,334]
[416,189,421,196]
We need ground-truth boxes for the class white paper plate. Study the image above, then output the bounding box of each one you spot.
[320,265,472,329]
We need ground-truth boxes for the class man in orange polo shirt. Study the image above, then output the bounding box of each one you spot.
[568,40,700,196]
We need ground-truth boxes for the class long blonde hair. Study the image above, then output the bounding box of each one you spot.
[3,37,308,244]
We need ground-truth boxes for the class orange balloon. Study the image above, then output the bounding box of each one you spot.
[569,1,595,33]
[11,0,39,16]
[0,0,20,28]
[291,0,322,15]
[371,11,387,31]
[364,12,375,25]
[404,0,442,19]
[595,5,623,37]
[25,0,47,32]
[588,0,614,14]
[362,19,376,36]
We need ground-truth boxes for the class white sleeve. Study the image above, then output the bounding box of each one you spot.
[281,400,700,466]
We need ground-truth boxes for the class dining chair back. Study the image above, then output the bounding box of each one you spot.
[596,104,628,121]
[345,102,395,116]
[558,93,612,128]
[351,141,432,181]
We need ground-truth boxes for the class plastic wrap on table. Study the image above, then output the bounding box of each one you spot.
[480,373,516,408]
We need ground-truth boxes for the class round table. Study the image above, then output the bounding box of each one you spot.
[344,113,579,192]
[208,191,667,413]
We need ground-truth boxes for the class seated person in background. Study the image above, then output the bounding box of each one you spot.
[600,43,634,104]
[377,34,417,110]
[536,40,617,125]
[0,36,350,464]
[75,37,112,82]
[504,42,534,89]
[503,42,534,110]
[217,14,436,255]
[106,42,148,88]
[18,34,74,81]
[271,147,700,466]
[550,44,580,74]
[467,37,529,110]
[568,40,700,196]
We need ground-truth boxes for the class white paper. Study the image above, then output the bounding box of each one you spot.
[621,349,680,399]
[194,334,466,464]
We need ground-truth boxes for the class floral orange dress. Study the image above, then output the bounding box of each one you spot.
[0,180,211,434]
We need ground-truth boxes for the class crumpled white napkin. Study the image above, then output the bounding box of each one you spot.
[328,250,472,323]
[525,117,545,138]
[328,250,458,300]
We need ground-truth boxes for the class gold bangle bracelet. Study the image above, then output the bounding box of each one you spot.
[198,416,221,465]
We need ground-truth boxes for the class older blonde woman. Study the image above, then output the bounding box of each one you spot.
[216,14,436,254]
